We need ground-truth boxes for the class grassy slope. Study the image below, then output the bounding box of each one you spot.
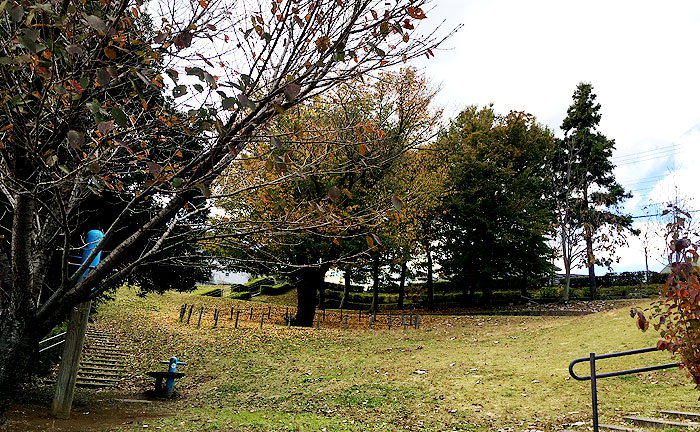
[99,287,697,431]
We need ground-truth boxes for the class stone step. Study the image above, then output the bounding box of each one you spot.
[75,376,120,384]
[78,366,124,373]
[623,416,700,429]
[659,410,700,421]
[75,380,117,388]
[85,354,125,361]
[80,360,125,368]
[78,370,121,378]
[87,350,127,356]
[599,424,644,432]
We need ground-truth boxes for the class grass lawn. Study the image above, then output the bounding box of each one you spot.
[23,286,700,431]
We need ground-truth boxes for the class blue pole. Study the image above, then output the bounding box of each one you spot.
[80,230,103,281]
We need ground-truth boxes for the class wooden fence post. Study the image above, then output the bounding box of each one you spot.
[235,310,239,328]
[197,307,203,328]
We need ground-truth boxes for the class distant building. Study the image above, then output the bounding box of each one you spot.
[209,270,250,285]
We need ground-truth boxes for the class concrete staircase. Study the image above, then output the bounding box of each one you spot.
[75,328,128,388]
[597,409,700,431]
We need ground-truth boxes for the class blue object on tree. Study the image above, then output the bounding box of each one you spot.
[80,230,103,282]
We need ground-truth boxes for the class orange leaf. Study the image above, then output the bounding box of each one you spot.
[104,47,117,60]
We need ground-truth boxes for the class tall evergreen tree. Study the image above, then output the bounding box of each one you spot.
[556,82,636,300]
[439,107,556,304]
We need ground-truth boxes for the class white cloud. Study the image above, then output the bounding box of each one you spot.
[411,0,700,273]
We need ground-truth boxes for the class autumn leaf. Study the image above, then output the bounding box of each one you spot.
[391,195,405,211]
[68,79,84,95]
[406,7,427,19]
[366,235,374,248]
[315,36,331,53]
[104,47,117,60]
[86,15,107,32]
[327,186,340,202]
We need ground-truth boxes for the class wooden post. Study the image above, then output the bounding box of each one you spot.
[52,301,91,419]
[388,311,391,330]
[368,314,372,329]
[235,310,239,328]
[249,307,253,320]
[197,307,203,327]
[260,312,264,329]
[213,309,219,328]
[187,305,193,324]
[344,314,348,330]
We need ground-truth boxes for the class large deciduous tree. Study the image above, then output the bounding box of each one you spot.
[555,83,635,300]
[438,106,556,305]
[0,0,449,415]
[208,68,440,323]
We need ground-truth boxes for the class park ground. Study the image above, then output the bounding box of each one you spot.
[4,286,700,432]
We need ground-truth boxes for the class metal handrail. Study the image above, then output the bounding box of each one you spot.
[38,331,67,353]
[569,346,680,432]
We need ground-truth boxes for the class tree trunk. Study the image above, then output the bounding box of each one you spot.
[426,244,434,309]
[520,270,528,298]
[317,283,325,310]
[370,254,380,313]
[397,261,406,310]
[482,277,493,306]
[339,266,351,309]
[585,230,597,300]
[293,267,325,326]
[560,225,570,302]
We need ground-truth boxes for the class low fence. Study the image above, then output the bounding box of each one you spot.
[175,303,422,331]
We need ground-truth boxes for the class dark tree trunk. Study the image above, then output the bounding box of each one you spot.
[370,254,380,313]
[397,261,406,310]
[318,283,325,310]
[521,270,528,298]
[293,267,326,326]
[339,266,351,309]
[482,277,493,306]
[585,230,597,300]
[426,244,434,309]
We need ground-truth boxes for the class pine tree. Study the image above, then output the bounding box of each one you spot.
[556,83,636,300]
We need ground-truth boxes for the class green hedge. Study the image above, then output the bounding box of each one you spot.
[260,282,291,295]
[229,291,252,300]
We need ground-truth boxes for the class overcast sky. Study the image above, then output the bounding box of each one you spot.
[411,0,700,274]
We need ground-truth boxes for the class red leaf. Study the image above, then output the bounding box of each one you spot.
[68,79,83,95]
[406,6,427,19]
